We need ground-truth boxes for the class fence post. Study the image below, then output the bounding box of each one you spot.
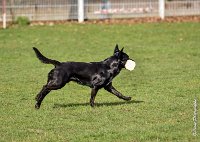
[159,0,165,19]
[2,0,6,29]
[78,0,84,23]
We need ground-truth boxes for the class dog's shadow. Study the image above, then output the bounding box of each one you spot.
[53,100,144,108]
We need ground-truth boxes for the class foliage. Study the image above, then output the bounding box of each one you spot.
[15,16,30,26]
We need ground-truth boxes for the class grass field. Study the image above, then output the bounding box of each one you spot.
[0,22,200,142]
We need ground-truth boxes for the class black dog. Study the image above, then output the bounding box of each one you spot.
[33,45,135,109]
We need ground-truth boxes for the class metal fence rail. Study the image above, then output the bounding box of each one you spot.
[0,0,200,23]
[0,0,78,21]
[165,0,200,16]
[85,0,159,19]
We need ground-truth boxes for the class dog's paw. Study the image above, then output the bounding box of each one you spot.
[125,96,132,101]
[35,103,40,109]
[90,102,95,107]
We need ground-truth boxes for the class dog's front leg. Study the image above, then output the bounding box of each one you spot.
[104,83,131,101]
[90,87,99,107]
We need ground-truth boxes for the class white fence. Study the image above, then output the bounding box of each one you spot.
[84,0,159,19]
[165,0,200,16]
[0,0,78,22]
[0,0,200,26]
[84,0,200,19]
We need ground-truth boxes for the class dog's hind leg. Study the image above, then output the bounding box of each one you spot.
[35,69,68,109]
[104,82,131,101]
[35,85,48,101]
[35,80,66,109]
[90,87,99,107]
[35,85,51,109]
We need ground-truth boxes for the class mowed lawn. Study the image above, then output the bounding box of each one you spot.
[0,22,200,142]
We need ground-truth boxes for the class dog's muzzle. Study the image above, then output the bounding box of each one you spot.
[125,60,136,71]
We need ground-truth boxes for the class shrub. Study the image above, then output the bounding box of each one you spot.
[15,16,30,26]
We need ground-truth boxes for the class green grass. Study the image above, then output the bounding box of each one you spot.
[0,23,200,142]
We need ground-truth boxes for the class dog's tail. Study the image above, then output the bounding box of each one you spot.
[33,47,61,66]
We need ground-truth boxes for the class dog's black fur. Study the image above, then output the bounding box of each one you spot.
[33,45,134,109]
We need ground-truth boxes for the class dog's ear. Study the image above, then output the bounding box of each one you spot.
[121,47,124,52]
[114,44,119,53]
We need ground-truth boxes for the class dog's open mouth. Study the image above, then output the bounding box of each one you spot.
[125,60,136,71]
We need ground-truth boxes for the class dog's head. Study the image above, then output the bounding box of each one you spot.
[114,44,136,71]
